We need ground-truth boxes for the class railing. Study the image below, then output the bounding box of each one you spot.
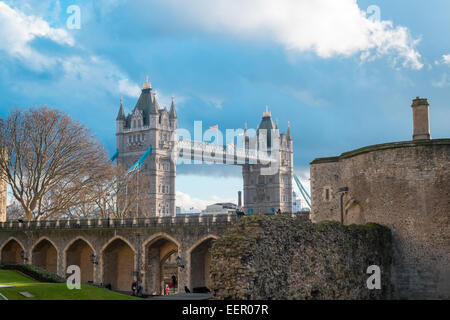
[177,140,277,164]
[0,214,238,230]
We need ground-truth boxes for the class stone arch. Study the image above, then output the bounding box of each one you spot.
[143,233,180,295]
[31,237,59,273]
[0,237,26,264]
[344,199,364,225]
[100,236,136,292]
[187,235,219,292]
[63,237,96,283]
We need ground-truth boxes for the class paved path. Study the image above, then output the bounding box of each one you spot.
[144,293,212,300]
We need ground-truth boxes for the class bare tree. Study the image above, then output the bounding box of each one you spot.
[6,201,25,221]
[92,164,152,219]
[0,107,112,221]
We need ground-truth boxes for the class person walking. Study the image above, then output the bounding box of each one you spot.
[164,284,170,295]
[131,280,137,296]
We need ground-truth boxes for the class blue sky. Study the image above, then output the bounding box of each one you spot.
[0,0,449,210]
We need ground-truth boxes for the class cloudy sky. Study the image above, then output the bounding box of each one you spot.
[0,0,449,210]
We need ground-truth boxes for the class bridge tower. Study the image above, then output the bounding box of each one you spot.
[115,77,177,216]
[242,107,293,214]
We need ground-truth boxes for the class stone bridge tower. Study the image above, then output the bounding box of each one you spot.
[115,77,177,216]
[242,107,293,214]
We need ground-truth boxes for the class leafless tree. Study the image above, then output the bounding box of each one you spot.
[92,164,152,219]
[6,201,25,221]
[0,107,111,221]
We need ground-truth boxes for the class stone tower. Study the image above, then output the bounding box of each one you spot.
[242,107,293,214]
[115,77,177,217]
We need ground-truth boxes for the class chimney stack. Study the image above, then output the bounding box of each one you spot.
[238,191,242,208]
[411,97,431,140]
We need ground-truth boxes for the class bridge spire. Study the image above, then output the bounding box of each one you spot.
[116,96,125,120]
[287,121,292,140]
[142,75,152,90]
[169,95,177,119]
[263,105,271,118]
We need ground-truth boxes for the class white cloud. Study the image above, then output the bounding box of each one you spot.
[159,0,423,69]
[118,79,141,98]
[0,2,141,100]
[154,90,188,110]
[198,94,224,110]
[432,73,450,88]
[0,2,74,70]
[176,191,235,211]
[289,89,328,107]
[442,54,450,65]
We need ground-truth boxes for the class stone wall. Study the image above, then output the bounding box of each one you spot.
[210,215,392,300]
[0,218,233,294]
[310,139,450,299]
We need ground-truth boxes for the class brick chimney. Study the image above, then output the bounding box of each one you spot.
[411,97,431,140]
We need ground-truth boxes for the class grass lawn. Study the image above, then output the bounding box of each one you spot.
[0,270,140,300]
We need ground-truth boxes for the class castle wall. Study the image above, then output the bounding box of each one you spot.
[310,139,450,299]
[210,215,393,299]
[0,217,232,294]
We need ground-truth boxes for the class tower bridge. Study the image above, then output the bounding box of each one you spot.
[0,76,294,295]
[115,76,293,216]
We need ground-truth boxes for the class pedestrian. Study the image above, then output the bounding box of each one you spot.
[164,284,170,295]
[276,208,281,215]
[131,280,137,296]
[172,275,177,288]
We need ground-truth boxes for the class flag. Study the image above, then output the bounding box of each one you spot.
[209,124,218,130]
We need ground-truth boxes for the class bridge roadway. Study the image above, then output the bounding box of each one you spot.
[177,140,277,165]
[0,214,237,295]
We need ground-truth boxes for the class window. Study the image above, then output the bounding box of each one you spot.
[323,187,332,201]
[133,120,136,128]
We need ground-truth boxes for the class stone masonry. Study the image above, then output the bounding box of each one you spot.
[310,98,450,299]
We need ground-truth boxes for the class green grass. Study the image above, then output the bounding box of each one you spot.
[0,270,140,300]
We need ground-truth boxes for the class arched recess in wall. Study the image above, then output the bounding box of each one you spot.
[344,198,364,225]
[31,237,59,274]
[64,237,95,283]
[101,236,136,292]
[0,237,25,264]
[143,233,180,295]
[188,235,219,292]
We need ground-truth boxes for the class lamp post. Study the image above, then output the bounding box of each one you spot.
[175,256,185,269]
[20,250,28,263]
[89,253,99,265]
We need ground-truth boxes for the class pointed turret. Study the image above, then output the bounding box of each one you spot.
[286,121,292,140]
[116,97,125,121]
[169,96,177,119]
